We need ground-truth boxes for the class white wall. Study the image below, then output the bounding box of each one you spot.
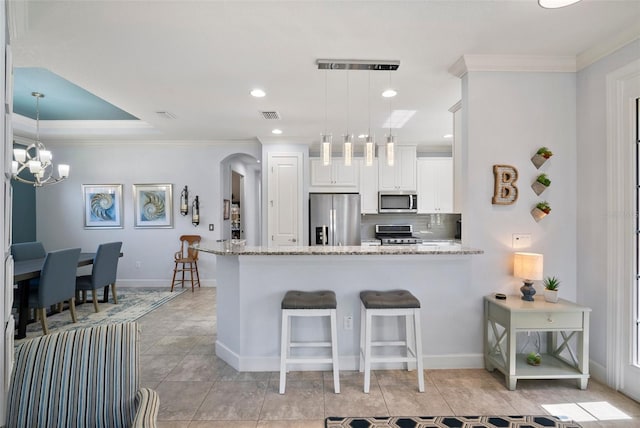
[34,140,261,286]
[461,70,578,352]
[576,40,640,369]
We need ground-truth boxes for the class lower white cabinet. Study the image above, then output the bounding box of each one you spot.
[417,157,453,213]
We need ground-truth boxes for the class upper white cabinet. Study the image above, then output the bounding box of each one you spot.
[417,157,453,213]
[378,145,417,191]
[310,158,358,188]
[358,158,378,214]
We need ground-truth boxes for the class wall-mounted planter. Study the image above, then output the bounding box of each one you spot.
[531,147,553,169]
[531,181,548,196]
[531,207,550,222]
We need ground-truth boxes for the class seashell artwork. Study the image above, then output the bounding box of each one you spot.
[141,191,166,221]
[90,192,115,221]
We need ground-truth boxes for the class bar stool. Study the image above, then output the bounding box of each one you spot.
[359,289,424,393]
[279,290,340,394]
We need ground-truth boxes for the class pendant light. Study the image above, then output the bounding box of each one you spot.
[321,68,332,166]
[385,71,395,167]
[343,69,353,166]
[365,71,375,166]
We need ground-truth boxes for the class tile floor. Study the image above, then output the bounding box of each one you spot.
[137,288,640,428]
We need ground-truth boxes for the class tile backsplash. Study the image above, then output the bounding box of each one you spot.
[361,213,461,241]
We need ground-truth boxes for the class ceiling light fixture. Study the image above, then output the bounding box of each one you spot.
[343,69,353,167]
[272,129,283,135]
[321,69,332,166]
[365,71,375,167]
[382,88,397,98]
[385,72,395,167]
[538,0,582,8]
[443,134,453,139]
[250,88,266,98]
[11,92,70,187]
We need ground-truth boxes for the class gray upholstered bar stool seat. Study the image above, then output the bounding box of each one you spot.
[359,289,425,393]
[279,290,339,394]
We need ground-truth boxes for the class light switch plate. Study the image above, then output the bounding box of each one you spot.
[512,233,532,249]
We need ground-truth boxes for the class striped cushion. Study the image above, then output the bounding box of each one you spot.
[6,322,146,427]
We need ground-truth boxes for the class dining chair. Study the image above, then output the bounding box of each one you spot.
[10,241,46,261]
[28,247,81,335]
[76,241,123,311]
[171,235,201,292]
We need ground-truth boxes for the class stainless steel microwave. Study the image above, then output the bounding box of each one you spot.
[378,192,418,213]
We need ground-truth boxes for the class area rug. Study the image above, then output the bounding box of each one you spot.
[325,415,582,428]
[15,287,186,344]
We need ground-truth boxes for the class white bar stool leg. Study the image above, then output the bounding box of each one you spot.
[359,302,366,373]
[413,308,425,392]
[330,309,340,393]
[363,308,373,393]
[279,309,289,394]
[405,313,414,371]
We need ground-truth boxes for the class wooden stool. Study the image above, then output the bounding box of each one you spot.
[359,289,424,393]
[279,290,340,394]
[171,235,201,292]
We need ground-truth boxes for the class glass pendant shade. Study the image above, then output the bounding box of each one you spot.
[343,134,353,166]
[365,135,374,166]
[321,134,332,166]
[386,135,395,166]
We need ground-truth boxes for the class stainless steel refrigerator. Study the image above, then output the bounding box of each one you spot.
[309,193,361,246]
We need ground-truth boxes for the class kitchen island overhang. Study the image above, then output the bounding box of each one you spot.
[200,244,484,372]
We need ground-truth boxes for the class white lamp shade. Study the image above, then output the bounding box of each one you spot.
[513,252,544,280]
[58,164,70,178]
[28,160,42,174]
[39,150,52,163]
[13,148,26,163]
[539,0,581,8]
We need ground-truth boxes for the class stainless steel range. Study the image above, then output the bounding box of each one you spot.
[375,224,421,245]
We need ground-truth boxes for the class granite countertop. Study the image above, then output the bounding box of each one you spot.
[195,243,483,256]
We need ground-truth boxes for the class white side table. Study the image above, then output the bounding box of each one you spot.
[483,295,591,390]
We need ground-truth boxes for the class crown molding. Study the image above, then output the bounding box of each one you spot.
[577,23,640,71]
[448,55,577,78]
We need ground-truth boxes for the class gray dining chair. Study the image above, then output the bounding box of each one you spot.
[10,241,46,261]
[76,241,122,312]
[28,247,81,335]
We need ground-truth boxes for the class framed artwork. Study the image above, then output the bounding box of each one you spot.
[223,199,230,220]
[133,183,173,228]
[82,184,123,229]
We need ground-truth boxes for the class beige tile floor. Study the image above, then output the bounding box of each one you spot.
[137,288,640,428]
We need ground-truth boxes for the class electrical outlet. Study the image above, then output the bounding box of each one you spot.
[135,261,141,269]
[209,224,214,231]
[512,233,532,249]
[344,315,353,330]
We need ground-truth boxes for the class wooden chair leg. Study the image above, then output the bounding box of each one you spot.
[38,308,49,335]
[171,263,179,292]
[57,303,63,313]
[91,289,99,312]
[189,262,195,292]
[195,262,201,288]
[112,283,118,304]
[69,298,77,323]
[82,290,87,303]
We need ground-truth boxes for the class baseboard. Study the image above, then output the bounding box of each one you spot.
[589,359,607,384]
[116,279,217,288]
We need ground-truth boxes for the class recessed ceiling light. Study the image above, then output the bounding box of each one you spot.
[538,0,581,8]
[382,89,397,98]
[250,89,266,98]
[272,129,283,135]
[443,134,453,139]
[358,134,367,139]
[382,110,416,129]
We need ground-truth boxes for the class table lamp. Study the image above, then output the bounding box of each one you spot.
[513,252,543,301]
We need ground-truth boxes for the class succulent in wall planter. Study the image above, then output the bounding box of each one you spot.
[531,201,551,222]
[543,276,561,303]
[531,147,553,169]
[531,173,551,196]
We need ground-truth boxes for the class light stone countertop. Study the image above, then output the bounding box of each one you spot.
[196,243,483,256]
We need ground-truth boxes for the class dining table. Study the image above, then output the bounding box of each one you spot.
[12,252,113,339]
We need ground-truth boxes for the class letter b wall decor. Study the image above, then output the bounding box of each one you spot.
[492,165,519,205]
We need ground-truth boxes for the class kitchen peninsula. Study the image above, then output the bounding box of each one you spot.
[200,243,483,372]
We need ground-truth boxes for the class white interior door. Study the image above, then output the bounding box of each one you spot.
[267,153,302,247]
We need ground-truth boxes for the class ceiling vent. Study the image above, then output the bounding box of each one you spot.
[260,111,281,120]
[316,59,400,71]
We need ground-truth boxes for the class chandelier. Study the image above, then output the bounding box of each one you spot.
[12,92,70,187]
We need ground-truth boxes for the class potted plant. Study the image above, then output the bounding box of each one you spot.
[531,201,551,222]
[526,351,542,366]
[532,147,553,169]
[531,173,551,195]
[543,276,561,303]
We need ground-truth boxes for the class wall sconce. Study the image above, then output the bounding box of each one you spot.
[192,196,200,226]
[180,185,189,216]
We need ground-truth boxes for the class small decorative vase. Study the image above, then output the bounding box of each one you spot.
[531,181,548,196]
[531,207,548,222]
[531,154,549,169]
[544,289,559,303]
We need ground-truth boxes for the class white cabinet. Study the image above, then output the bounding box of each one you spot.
[378,145,416,191]
[358,158,378,214]
[417,157,453,213]
[310,158,358,188]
